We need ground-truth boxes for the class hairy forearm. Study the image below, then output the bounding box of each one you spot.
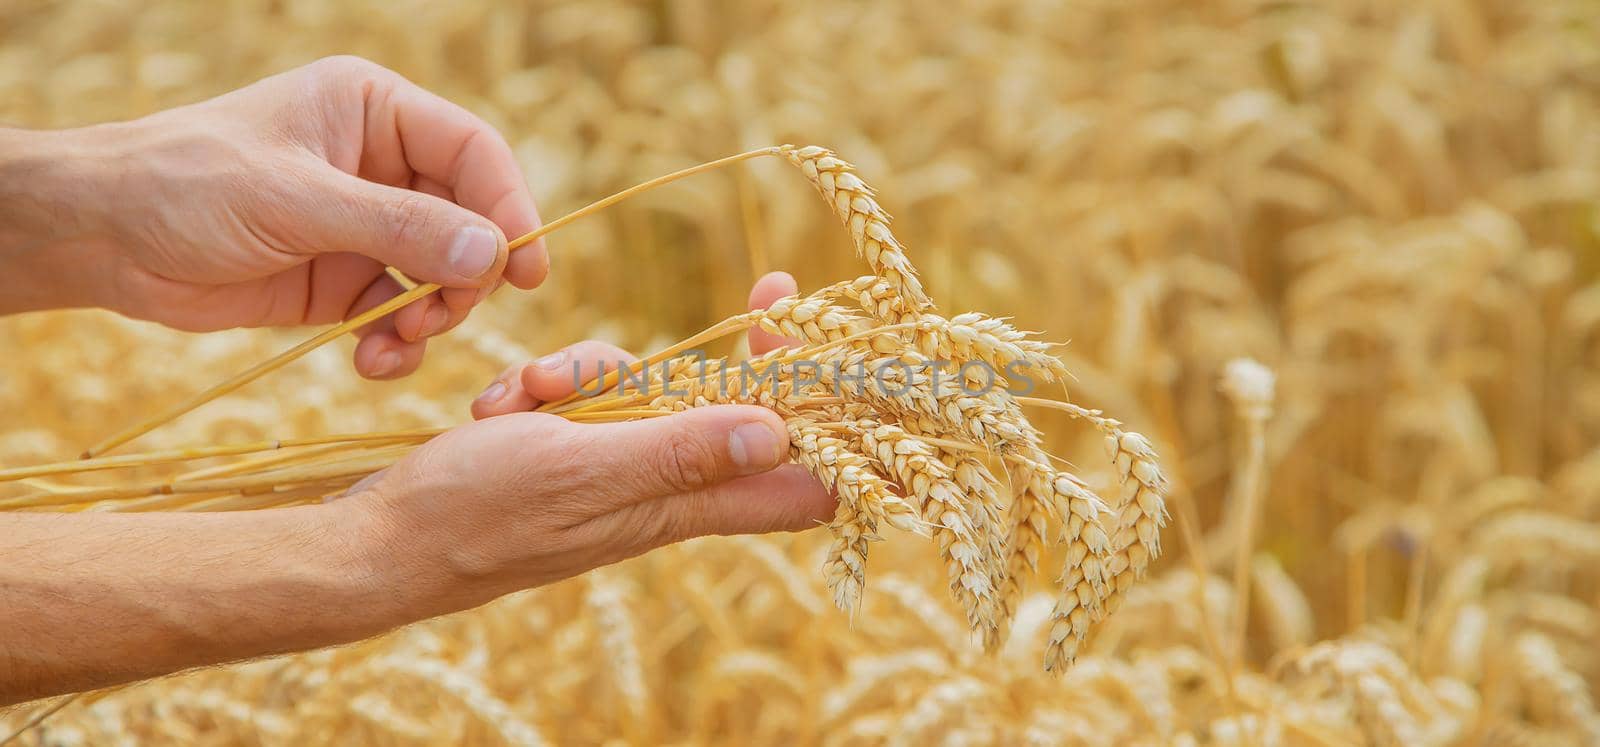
[0,126,119,316]
[0,501,459,706]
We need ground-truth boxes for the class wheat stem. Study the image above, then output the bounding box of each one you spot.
[81,148,783,458]
[0,428,442,483]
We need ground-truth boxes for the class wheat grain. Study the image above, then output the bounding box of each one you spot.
[1044,468,1113,671]
[855,421,998,637]
[779,146,931,320]
[788,419,923,538]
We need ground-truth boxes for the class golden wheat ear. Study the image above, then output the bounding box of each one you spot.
[38,144,1174,682]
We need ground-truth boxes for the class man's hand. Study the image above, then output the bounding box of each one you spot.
[0,273,832,706]
[0,55,546,379]
[351,271,825,605]
[469,271,805,418]
[0,403,833,706]
[344,406,834,612]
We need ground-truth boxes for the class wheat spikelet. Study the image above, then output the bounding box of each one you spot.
[912,312,1070,384]
[788,419,923,538]
[815,351,1033,452]
[997,466,1052,642]
[1471,512,1600,568]
[755,294,875,347]
[1514,633,1600,743]
[821,499,875,617]
[1044,469,1113,671]
[348,692,437,741]
[1103,431,1169,591]
[855,421,997,638]
[1289,640,1467,747]
[940,455,1009,569]
[710,650,806,698]
[727,537,826,615]
[826,275,916,326]
[1251,553,1314,652]
[779,145,930,320]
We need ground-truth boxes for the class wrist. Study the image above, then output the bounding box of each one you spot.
[331,484,506,625]
[0,126,122,314]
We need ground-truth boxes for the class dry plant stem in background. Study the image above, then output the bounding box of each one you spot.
[1220,358,1277,666]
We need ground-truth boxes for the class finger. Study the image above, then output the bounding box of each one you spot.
[472,340,638,418]
[352,259,451,344]
[748,270,802,355]
[394,175,479,335]
[571,405,789,512]
[470,361,540,420]
[336,260,448,344]
[570,465,836,559]
[472,340,639,420]
[353,328,427,380]
[294,253,387,325]
[393,293,450,343]
[365,69,549,290]
[433,279,498,338]
[303,168,510,290]
[519,341,638,403]
[410,173,455,202]
[346,274,427,379]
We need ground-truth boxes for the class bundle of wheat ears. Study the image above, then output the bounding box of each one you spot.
[0,144,1167,672]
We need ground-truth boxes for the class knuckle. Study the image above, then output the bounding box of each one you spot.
[654,431,723,494]
[381,193,439,251]
[309,54,379,81]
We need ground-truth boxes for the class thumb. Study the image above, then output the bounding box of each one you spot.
[579,405,791,507]
[310,167,508,288]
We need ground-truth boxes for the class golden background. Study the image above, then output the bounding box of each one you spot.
[2,0,1598,744]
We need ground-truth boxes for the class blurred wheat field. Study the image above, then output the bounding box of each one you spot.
[3,0,1600,744]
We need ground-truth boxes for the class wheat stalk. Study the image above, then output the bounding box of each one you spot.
[1220,357,1277,665]
[11,145,1170,676]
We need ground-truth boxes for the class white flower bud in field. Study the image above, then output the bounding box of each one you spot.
[1220,357,1277,421]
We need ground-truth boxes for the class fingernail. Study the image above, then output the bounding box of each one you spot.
[420,304,449,337]
[729,421,783,475]
[533,351,566,371]
[372,351,402,377]
[475,380,507,404]
[449,226,499,279]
